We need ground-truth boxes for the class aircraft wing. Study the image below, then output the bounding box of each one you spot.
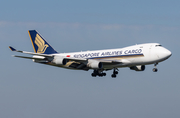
[9,46,125,63]
[9,46,127,70]
[9,46,53,57]
[63,57,123,64]
[62,57,125,70]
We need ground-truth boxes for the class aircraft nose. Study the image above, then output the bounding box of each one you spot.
[165,49,172,58]
[157,48,172,59]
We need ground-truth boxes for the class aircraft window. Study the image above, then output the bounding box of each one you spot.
[155,45,162,47]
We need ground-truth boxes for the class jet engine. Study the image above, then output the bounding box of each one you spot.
[130,65,145,71]
[87,60,103,69]
[52,56,67,65]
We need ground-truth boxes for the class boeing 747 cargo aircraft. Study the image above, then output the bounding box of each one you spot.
[9,30,172,78]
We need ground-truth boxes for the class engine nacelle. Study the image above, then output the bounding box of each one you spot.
[130,65,145,71]
[52,56,67,65]
[87,60,103,69]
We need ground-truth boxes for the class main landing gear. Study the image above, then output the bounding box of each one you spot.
[91,69,106,77]
[91,68,119,78]
[153,63,158,72]
[111,68,119,78]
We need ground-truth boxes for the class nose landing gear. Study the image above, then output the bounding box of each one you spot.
[153,63,158,72]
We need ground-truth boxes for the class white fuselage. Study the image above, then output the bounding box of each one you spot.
[50,43,171,70]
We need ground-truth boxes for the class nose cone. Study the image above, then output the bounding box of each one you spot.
[157,48,172,60]
[165,49,172,58]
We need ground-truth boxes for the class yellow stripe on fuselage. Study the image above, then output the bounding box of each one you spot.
[90,54,144,60]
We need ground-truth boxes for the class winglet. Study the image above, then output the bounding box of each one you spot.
[9,46,17,51]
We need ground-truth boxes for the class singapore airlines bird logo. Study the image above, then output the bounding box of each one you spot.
[35,34,49,53]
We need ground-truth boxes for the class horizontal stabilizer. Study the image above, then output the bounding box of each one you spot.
[13,55,45,60]
[9,46,53,57]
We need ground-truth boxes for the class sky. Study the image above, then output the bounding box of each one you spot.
[0,0,180,118]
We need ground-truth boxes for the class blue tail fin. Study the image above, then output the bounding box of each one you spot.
[28,30,58,54]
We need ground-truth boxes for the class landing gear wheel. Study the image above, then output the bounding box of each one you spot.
[91,69,106,77]
[91,73,97,77]
[98,73,103,77]
[111,74,116,78]
[153,68,158,72]
[111,68,118,78]
[115,71,118,74]
[102,73,106,76]
[153,63,158,72]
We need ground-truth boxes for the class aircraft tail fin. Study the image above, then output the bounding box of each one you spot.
[28,30,58,54]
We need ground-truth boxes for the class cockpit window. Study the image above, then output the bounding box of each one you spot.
[155,45,162,47]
